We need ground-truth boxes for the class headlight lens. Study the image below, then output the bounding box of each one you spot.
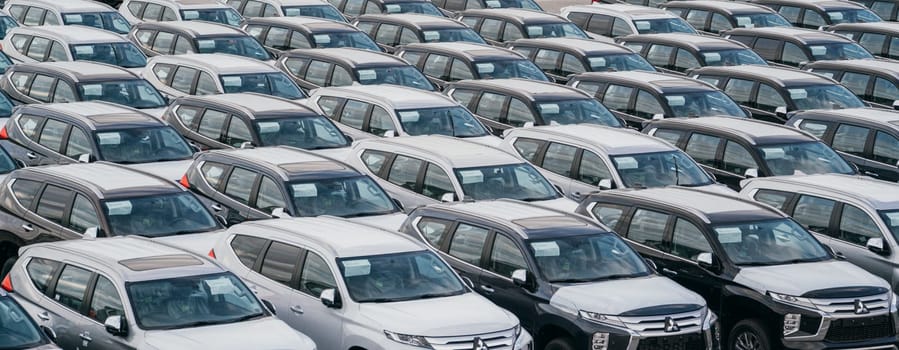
[384,330,432,348]
[579,310,626,328]
[768,291,818,310]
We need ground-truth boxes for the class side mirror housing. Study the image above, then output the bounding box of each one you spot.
[239,141,254,149]
[261,299,277,315]
[744,168,759,178]
[104,315,128,337]
[77,154,91,163]
[320,288,341,308]
[383,130,397,138]
[40,326,57,342]
[644,258,657,271]
[775,106,788,118]
[271,207,291,219]
[598,179,612,190]
[440,193,457,202]
[696,252,719,273]
[511,269,535,291]
[867,237,890,256]
[652,113,664,120]
[892,100,899,111]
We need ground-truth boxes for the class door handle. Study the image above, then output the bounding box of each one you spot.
[21,224,33,232]
[37,312,50,321]
[79,331,92,342]
[25,152,36,159]
[864,171,880,178]
[210,203,223,211]
[479,285,495,293]
[661,268,679,276]
[571,192,582,200]
[290,305,304,314]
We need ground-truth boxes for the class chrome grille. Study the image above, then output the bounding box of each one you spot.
[811,292,890,315]
[425,328,516,350]
[619,309,704,337]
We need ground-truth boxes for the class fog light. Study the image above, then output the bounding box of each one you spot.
[784,314,801,336]
[592,332,610,350]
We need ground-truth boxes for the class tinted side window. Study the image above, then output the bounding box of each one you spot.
[542,142,577,177]
[479,19,503,40]
[224,167,258,205]
[38,119,67,152]
[792,195,836,232]
[753,38,782,59]
[839,72,871,96]
[375,24,400,45]
[316,96,343,118]
[579,151,613,186]
[512,137,545,163]
[831,124,870,156]
[645,44,674,68]
[417,217,453,247]
[652,129,684,146]
[755,84,786,112]
[450,88,477,107]
[634,90,663,118]
[387,155,424,191]
[602,85,633,111]
[778,6,801,22]
[29,75,54,102]
[260,241,302,286]
[534,49,561,72]
[838,204,881,246]
[873,131,899,165]
[797,120,831,139]
[360,150,389,175]
[422,164,454,200]
[68,194,99,232]
[256,176,286,213]
[53,265,92,312]
[298,252,336,297]
[724,78,755,104]
[859,33,887,55]
[305,60,331,86]
[670,218,712,260]
[586,14,612,36]
[152,32,175,54]
[873,77,899,104]
[224,117,252,147]
[476,92,507,121]
[338,100,367,129]
[171,67,198,93]
[198,109,228,139]
[12,179,42,209]
[195,72,217,95]
[152,63,174,84]
[230,234,268,269]
[423,54,450,79]
[721,141,758,175]
[710,13,732,32]
[753,189,792,211]
[684,133,721,166]
[627,209,669,249]
[507,98,535,127]
[591,204,626,228]
[448,223,490,265]
[26,257,61,294]
[686,9,709,28]
[781,42,808,66]
[89,276,124,323]
[801,10,825,28]
[488,234,526,277]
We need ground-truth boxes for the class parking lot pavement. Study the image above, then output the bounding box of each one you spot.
[536,0,586,14]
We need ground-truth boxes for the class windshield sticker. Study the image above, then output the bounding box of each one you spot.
[197,40,215,49]
[182,10,200,19]
[588,57,607,67]
[423,31,440,41]
[703,52,721,62]
[222,76,242,87]
[809,46,826,56]
[205,277,236,295]
[526,26,544,36]
[459,170,484,184]
[81,84,102,96]
[475,63,494,74]
[96,132,122,145]
[342,259,371,277]
[64,14,83,23]
[385,4,401,12]
[538,103,560,114]
[313,34,331,44]
[531,241,560,257]
[715,227,742,244]
[256,121,280,133]
[788,88,808,100]
[105,200,133,216]
[614,156,639,170]
[665,95,686,106]
[761,147,786,160]
[357,69,377,80]
[398,111,420,123]
[635,21,651,30]
[74,45,94,55]
[292,184,318,197]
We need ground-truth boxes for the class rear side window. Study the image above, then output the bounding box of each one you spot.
[797,120,830,139]
[448,223,490,265]
[35,185,71,225]
[53,265,92,312]
[360,150,390,174]
[591,204,626,228]
[417,217,453,247]
[152,63,175,83]
[652,129,684,146]
[627,208,669,249]
[754,189,792,211]
[684,133,721,167]
[224,167,257,204]
[200,161,227,188]
[171,67,198,93]
[26,257,61,293]
[542,142,578,177]
[38,118,66,154]
[512,137,545,163]
[387,155,424,191]
[11,179,42,209]
[792,195,835,232]
[831,124,870,156]
[873,131,899,165]
[230,235,269,269]
[260,241,302,286]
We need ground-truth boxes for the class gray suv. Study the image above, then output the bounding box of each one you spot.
[5,236,316,350]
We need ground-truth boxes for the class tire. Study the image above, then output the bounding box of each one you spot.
[544,337,575,350]
[729,319,772,350]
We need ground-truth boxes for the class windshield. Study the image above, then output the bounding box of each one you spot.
[180,8,243,27]
[94,127,193,163]
[127,273,264,330]
[530,233,650,283]
[78,80,167,109]
[220,73,305,99]
[397,107,489,137]
[196,36,271,60]
[62,12,131,34]
[255,116,349,149]
[732,13,792,28]
[0,16,18,40]
[0,92,12,118]
[714,219,830,266]
[455,163,559,201]
[788,84,865,110]
[0,148,15,174]
[878,210,899,244]
[474,60,549,81]
[382,2,444,16]
[421,29,486,44]
[665,91,746,117]
[807,42,873,61]
[757,141,855,176]
[0,52,10,74]
[633,18,697,34]
[355,66,434,91]
[340,251,466,302]
[826,9,882,24]
[312,32,380,51]
[484,0,542,9]
[613,150,713,188]
[587,53,656,72]
[103,193,219,237]
[701,49,768,66]
[524,23,588,39]
[0,297,46,349]
[71,43,147,68]
[289,176,397,217]
[283,5,347,22]
[536,99,621,126]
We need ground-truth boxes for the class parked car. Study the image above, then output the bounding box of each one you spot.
[4,0,131,35]
[0,9,17,40]
[577,187,898,350]
[455,9,591,46]
[787,107,899,181]
[856,0,899,21]
[244,16,380,55]
[346,135,577,211]
[226,0,348,22]
[129,21,273,61]
[430,0,542,14]
[506,38,656,81]
[643,116,858,189]
[1,26,148,71]
[276,48,434,91]
[804,59,899,110]
[164,93,349,152]
[692,65,866,123]
[661,1,792,35]
[0,61,169,117]
[619,33,767,75]
[561,4,698,39]
[0,145,19,181]
[328,0,445,18]
[444,78,622,135]
[353,14,486,53]
[209,216,534,350]
[751,0,881,29]
[829,22,899,60]
[402,199,717,350]
[395,42,550,89]
[120,0,244,27]
[723,27,874,68]
[4,236,317,349]
[143,54,305,100]
[567,71,749,128]
[0,288,61,349]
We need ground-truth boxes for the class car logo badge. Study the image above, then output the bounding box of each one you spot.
[664,317,680,333]
[473,337,489,350]
[854,299,870,315]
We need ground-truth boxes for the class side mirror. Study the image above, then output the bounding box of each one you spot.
[522,121,535,128]
[83,227,99,239]
[40,326,57,342]
[320,288,341,308]
[775,106,788,118]
[741,106,752,118]
[344,134,354,143]
[460,276,475,289]
[239,141,254,149]
[392,198,404,211]
[383,130,397,138]
[652,113,664,120]
[644,258,657,271]
[598,179,612,190]
[867,237,889,256]
[696,252,718,273]
[271,207,291,219]
[77,154,91,163]
[215,215,228,227]
[440,193,457,202]
[511,269,528,287]
[104,315,128,337]
[893,100,899,111]
[744,168,759,178]
[261,299,277,315]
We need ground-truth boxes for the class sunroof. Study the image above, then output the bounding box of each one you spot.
[118,254,204,271]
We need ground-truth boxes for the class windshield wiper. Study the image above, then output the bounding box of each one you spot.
[416,291,464,300]
[520,196,556,202]
[736,261,780,267]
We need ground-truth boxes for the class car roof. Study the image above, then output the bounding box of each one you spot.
[355,135,521,168]
[421,199,604,239]
[149,54,278,74]
[563,4,678,19]
[9,61,138,82]
[145,0,234,9]
[754,0,866,9]
[649,116,816,144]
[510,124,674,155]
[283,48,406,67]
[449,78,590,101]
[245,16,357,32]
[16,162,180,199]
[233,217,425,258]
[460,8,569,23]
[727,27,852,43]
[664,1,776,13]
[508,38,625,53]
[314,85,458,109]
[178,93,318,116]
[135,20,247,37]
[749,174,899,209]
[829,22,899,33]
[597,187,784,223]
[574,71,716,92]
[402,42,524,60]
[20,101,163,130]
[806,59,899,78]
[792,107,899,126]
[22,236,222,281]
[265,0,336,5]
[694,65,834,86]
[202,146,359,182]
[356,13,468,29]
[14,0,116,12]
[6,25,128,44]
[622,33,746,50]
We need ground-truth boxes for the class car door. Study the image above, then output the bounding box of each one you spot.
[365,151,440,208]
[682,132,733,187]
[829,203,897,287]
[439,221,491,288]
[38,263,94,350]
[292,249,343,350]
[830,123,877,176]
[246,240,307,330]
[478,231,539,330]
[79,274,131,350]
[788,194,837,248]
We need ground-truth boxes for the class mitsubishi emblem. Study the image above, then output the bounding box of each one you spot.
[473,337,489,350]
[664,317,680,333]
[854,299,870,315]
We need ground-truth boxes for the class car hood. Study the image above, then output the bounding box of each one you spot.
[144,317,315,350]
[347,212,408,231]
[357,292,517,337]
[734,260,889,296]
[550,275,705,316]
[155,230,228,256]
[126,159,193,182]
[462,135,503,148]
[532,197,579,213]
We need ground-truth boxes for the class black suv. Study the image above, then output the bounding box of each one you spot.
[327,0,445,18]
[724,27,874,67]
[787,107,899,182]
[276,48,434,91]
[805,59,899,109]
[750,0,881,29]
[619,33,767,75]
[395,42,549,89]
[643,116,857,189]
[353,14,486,53]
[401,199,717,350]
[0,162,222,275]
[567,71,749,128]
[242,16,380,55]
[661,1,791,35]
[856,0,899,21]
[445,78,622,134]
[692,65,866,123]
[506,38,656,83]
[576,187,898,350]
[455,8,590,46]
[829,22,899,60]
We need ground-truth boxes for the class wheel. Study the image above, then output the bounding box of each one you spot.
[729,319,772,350]
[544,337,575,350]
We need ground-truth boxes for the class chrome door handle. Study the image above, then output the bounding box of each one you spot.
[480,285,495,293]
[290,305,304,314]
[210,203,223,211]
[864,171,880,177]
[25,152,36,159]
[37,312,50,321]
[662,268,679,276]
[21,224,33,232]
[79,331,92,342]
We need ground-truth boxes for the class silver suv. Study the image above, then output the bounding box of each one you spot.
[5,236,316,350]
[209,216,533,350]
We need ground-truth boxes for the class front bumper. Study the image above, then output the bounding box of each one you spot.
[580,310,719,350]
[772,295,899,350]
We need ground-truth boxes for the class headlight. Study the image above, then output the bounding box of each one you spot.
[768,291,818,310]
[579,310,626,328]
[384,330,432,348]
